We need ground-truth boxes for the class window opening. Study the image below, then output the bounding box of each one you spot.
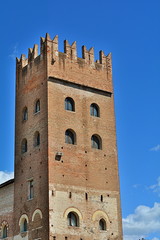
[90,103,99,117]
[85,193,88,200]
[23,219,27,232]
[68,212,79,227]
[91,135,101,149]
[34,132,40,146]
[35,100,40,113]
[2,226,7,238]
[69,192,72,198]
[65,97,75,111]
[101,195,103,202]
[28,180,34,200]
[99,219,106,231]
[65,129,76,145]
[22,139,27,153]
[23,107,28,121]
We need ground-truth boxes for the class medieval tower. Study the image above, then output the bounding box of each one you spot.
[0,33,123,240]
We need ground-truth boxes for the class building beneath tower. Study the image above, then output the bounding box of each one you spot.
[0,33,123,240]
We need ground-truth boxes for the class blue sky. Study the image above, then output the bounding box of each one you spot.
[0,0,160,239]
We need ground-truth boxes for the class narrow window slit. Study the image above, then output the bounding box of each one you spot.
[101,195,103,202]
[85,192,88,200]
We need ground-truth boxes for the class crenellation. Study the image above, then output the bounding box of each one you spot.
[99,50,106,67]
[16,33,111,75]
[28,48,33,63]
[52,35,59,57]
[71,41,77,60]
[33,44,39,59]
[106,53,112,72]
[40,37,45,54]
[82,46,94,66]
[64,40,77,61]
[88,47,94,65]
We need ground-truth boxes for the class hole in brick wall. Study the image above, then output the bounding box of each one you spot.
[55,155,61,161]
[39,176,41,178]
[61,146,63,149]
[62,175,64,177]
[53,236,56,240]
[52,190,54,196]
[21,184,23,186]
[106,181,108,184]
[40,161,42,164]
[55,152,63,161]
[21,158,23,160]
[107,194,110,197]
[105,168,107,170]
[39,148,40,151]
[30,153,31,156]
[21,170,23,173]
[85,151,87,153]
[101,195,103,202]
[104,154,106,157]
[110,221,112,223]
[65,237,68,240]
[86,178,88,181]
[85,164,87,167]
[30,167,31,169]
[111,233,113,235]
[85,193,88,200]
[61,160,63,163]
[69,192,72,198]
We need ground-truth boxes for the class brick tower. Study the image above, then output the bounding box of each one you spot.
[14,33,123,240]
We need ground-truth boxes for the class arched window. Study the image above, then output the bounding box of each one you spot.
[65,129,76,145]
[23,219,27,232]
[91,135,102,149]
[67,212,79,227]
[99,218,106,231]
[90,103,99,117]
[22,107,28,121]
[20,218,28,232]
[65,97,75,112]
[35,99,40,113]
[34,131,40,146]
[2,225,7,238]
[21,139,27,153]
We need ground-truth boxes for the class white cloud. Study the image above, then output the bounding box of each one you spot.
[124,236,160,240]
[149,177,160,196]
[123,202,160,240]
[0,171,14,184]
[123,235,146,240]
[150,144,160,151]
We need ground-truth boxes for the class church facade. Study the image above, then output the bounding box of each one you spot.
[0,34,123,240]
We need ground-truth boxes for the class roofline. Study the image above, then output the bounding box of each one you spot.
[0,179,14,188]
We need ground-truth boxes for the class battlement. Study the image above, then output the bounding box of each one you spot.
[16,33,112,70]
[16,33,113,93]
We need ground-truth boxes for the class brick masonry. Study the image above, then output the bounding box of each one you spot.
[0,33,123,240]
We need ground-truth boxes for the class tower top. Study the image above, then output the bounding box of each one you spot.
[16,33,112,70]
[16,33,113,93]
